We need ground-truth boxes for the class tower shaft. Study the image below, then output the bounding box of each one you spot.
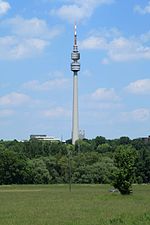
[72,72,79,144]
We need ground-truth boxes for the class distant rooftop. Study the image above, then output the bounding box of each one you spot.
[30,134,63,142]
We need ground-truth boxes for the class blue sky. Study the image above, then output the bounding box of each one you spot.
[0,0,150,140]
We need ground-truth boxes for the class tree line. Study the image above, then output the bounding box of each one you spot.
[0,136,150,190]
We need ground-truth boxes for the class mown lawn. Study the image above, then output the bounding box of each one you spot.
[0,184,150,225]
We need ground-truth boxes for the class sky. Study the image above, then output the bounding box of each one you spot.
[0,0,150,141]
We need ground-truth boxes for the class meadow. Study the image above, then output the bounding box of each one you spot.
[0,184,150,225]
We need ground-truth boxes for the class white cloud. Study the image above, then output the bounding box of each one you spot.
[0,36,48,59]
[0,109,14,117]
[108,37,143,61]
[91,88,119,101]
[126,79,150,95]
[122,108,150,122]
[51,0,114,23]
[80,29,150,62]
[85,101,122,110]
[80,36,107,49]
[0,16,62,60]
[51,4,91,23]
[140,31,150,43]
[22,78,70,91]
[0,0,10,15]
[134,2,150,15]
[0,92,30,106]
[4,16,61,39]
[42,107,71,118]
[101,58,109,64]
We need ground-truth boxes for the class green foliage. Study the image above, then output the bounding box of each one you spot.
[26,158,51,184]
[72,153,116,184]
[75,139,91,152]
[0,147,27,184]
[92,136,106,150]
[119,136,131,145]
[97,143,111,153]
[23,140,67,158]
[0,136,150,185]
[135,148,150,183]
[43,156,63,183]
[113,145,137,195]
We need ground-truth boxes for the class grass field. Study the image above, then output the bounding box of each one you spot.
[0,184,150,225]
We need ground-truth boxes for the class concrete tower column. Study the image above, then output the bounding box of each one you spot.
[72,71,79,144]
[71,25,80,145]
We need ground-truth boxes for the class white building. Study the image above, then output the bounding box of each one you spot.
[30,135,61,142]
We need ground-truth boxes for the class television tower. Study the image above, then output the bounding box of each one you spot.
[71,24,80,145]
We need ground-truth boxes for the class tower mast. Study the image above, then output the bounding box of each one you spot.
[71,24,80,145]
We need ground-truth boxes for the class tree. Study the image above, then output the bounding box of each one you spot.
[135,148,150,183]
[26,158,51,184]
[97,143,111,153]
[0,147,27,184]
[75,140,92,153]
[113,145,137,195]
[91,136,106,150]
[119,136,131,145]
[43,156,59,183]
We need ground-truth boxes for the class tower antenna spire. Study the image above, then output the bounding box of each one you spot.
[74,22,77,46]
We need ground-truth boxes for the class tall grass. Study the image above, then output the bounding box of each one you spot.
[0,184,150,225]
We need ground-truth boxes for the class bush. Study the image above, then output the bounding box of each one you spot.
[113,145,137,195]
